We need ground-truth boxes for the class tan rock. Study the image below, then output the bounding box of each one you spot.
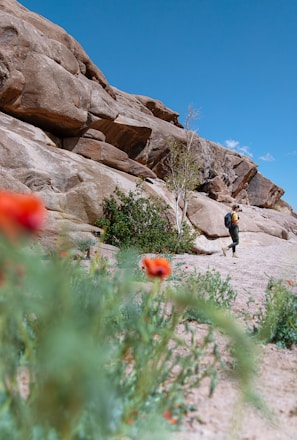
[64,137,157,179]
[247,172,285,208]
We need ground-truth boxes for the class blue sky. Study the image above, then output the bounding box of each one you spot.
[20,0,296,211]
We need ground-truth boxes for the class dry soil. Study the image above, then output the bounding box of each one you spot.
[169,237,297,440]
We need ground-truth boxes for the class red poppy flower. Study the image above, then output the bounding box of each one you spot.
[0,191,46,241]
[142,257,171,280]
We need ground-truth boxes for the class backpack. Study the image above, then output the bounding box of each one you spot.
[224,212,232,229]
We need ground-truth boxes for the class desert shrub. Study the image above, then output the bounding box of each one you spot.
[96,184,197,254]
[254,278,297,348]
[0,238,259,439]
[181,269,237,323]
[76,238,96,252]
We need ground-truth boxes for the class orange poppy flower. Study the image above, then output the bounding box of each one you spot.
[0,191,46,241]
[163,409,178,424]
[142,257,171,280]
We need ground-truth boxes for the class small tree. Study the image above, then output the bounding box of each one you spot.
[165,106,200,238]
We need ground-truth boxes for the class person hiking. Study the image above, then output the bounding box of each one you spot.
[222,204,240,258]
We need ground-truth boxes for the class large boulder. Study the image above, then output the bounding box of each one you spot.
[186,191,297,240]
[0,0,114,95]
[0,10,118,135]
[247,172,285,208]
[63,137,157,179]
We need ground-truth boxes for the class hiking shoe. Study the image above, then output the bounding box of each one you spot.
[222,247,227,256]
[232,253,239,258]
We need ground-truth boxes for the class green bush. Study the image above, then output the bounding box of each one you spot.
[181,269,237,323]
[96,184,197,254]
[0,240,258,439]
[254,278,297,348]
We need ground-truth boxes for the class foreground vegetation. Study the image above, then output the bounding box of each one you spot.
[0,190,296,439]
[0,239,259,440]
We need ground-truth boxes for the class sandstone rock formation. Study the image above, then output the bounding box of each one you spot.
[0,0,296,252]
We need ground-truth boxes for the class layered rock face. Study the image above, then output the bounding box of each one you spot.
[0,0,296,251]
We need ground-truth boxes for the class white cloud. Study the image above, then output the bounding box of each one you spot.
[225,139,239,149]
[238,145,253,158]
[224,139,253,158]
[287,150,297,156]
[259,153,275,162]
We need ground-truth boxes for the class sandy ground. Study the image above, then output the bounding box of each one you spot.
[169,237,297,440]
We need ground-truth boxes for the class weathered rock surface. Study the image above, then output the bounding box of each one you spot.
[247,171,285,208]
[64,136,157,178]
[0,0,296,252]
